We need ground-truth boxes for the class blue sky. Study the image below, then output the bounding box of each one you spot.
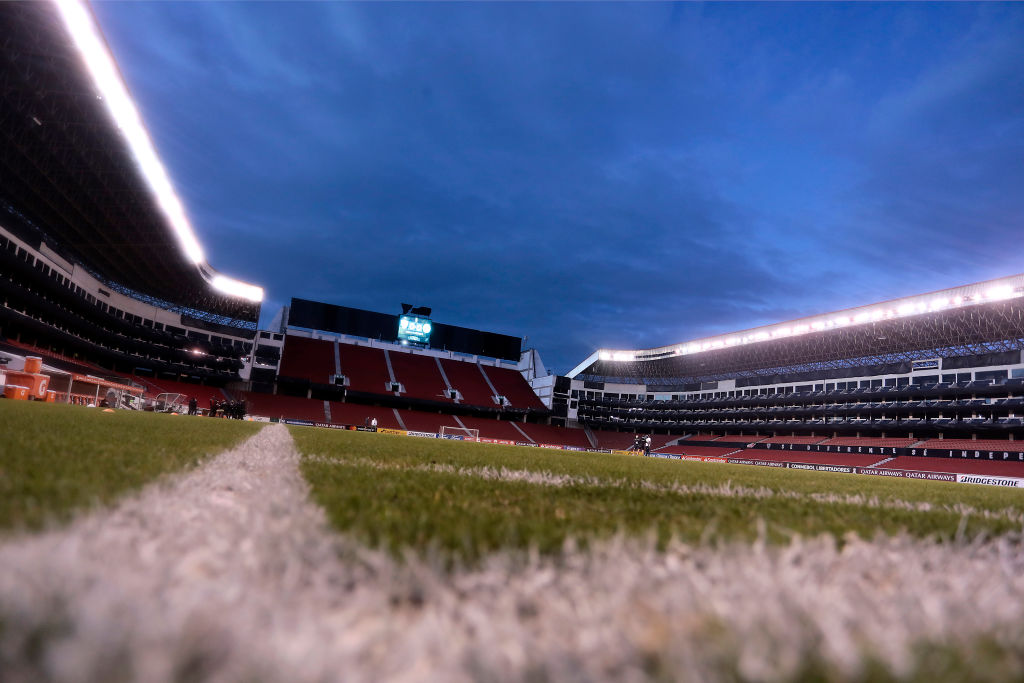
[92,2,1024,373]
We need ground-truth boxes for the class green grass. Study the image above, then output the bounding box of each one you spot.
[293,428,1024,563]
[0,399,261,532]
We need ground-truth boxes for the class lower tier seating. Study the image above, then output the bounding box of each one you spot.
[656,445,742,458]
[328,402,402,429]
[517,422,593,449]
[456,415,532,442]
[133,376,227,406]
[758,436,828,445]
[916,438,1024,452]
[738,451,886,468]
[886,456,1024,477]
[819,437,917,448]
[244,393,326,422]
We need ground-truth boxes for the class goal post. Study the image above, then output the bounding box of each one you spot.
[440,426,480,441]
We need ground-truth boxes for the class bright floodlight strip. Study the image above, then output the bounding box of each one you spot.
[53,0,263,303]
[595,274,1024,364]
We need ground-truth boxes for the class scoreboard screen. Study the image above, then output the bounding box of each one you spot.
[398,314,433,345]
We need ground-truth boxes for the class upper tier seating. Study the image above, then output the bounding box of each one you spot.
[887,456,1024,477]
[916,439,1024,452]
[338,344,391,394]
[758,436,828,445]
[517,423,593,449]
[480,365,546,410]
[439,358,494,407]
[279,336,335,383]
[389,351,452,403]
[245,393,326,422]
[819,437,917,448]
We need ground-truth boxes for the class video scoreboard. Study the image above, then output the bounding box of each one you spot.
[398,314,433,345]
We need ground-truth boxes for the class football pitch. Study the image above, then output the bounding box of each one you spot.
[2,400,1024,681]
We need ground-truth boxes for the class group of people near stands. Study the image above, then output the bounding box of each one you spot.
[630,433,653,456]
[184,396,246,419]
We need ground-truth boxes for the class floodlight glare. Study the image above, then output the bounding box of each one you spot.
[211,275,264,302]
[54,0,204,265]
[54,0,265,305]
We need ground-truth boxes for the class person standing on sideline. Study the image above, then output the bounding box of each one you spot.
[188,396,198,416]
[371,417,378,429]
[644,435,652,457]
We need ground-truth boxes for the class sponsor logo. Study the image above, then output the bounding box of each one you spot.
[814,465,852,473]
[283,419,314,426]
[789,463,816,470]
[905,471,956,482]
[516,441,539,447]
[355,426,378,432]
[407,430,437,439]
[315,423,348,430]
[539,444,564,450]
[857,468,905,478]
[957,474,1022,487]
[378,428,407,436]
[480,438,516,445]
[650,453,682,460]
[563,446,585,452]
[440,434,464,440]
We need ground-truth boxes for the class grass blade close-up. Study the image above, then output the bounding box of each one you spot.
[0,400,261,532]
[293,428,1024,564]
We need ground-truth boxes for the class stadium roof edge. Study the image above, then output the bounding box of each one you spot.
[579,273,1024,370]
[54,0,262,304]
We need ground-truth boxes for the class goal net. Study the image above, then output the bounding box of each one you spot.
[440,426,480,441]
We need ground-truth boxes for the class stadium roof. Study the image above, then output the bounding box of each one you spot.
[0,0,262,325]
[569,274,1024,382]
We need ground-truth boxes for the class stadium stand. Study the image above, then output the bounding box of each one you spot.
[439,358,495,408]
[820,437,917,448]
[389,350,453,403]
[886,457,1024,478]
[328,402,402,430]
[396,409,464,434]
[915,438,1024,452]
[518,422,593,449]
[591,431,674,451]
[132,376,228,407]
[656,446,741,458]
[683,434,723,441]
[244,394,325,423]
[481,364,546,410]
[758,436,829,445]
[737,450,886,468]
[338,344,391,394]
[456,415,534,442]
[278,336,335,384]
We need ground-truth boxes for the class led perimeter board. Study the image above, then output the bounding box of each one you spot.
[398,314,432,345]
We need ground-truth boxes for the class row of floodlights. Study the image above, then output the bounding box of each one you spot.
[599,284,1021,363]
[53,0,263,303]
